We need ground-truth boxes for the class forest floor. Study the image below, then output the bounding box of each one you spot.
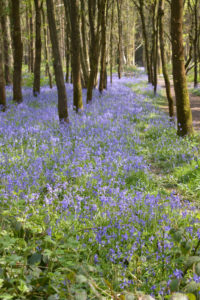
[158,76,200,131]
[1,75,200,298]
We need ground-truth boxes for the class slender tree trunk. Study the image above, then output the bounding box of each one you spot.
[80,0,89,87]
[158,0,174,120]
[87,0,101,103]
[110,0,114,84]
[193,0,198,88]
[63,0,83,112]
[33,0,42,96]
[171,0,193,136]
[46,0,69,123]
[29,2,34,73]
[41,6,52,89]
[65,27,70,83]
[0,15,6,111]
[117,0,123,79]
[10,0,23,103]
[99,0,107,93]
[135,0,152,83]
[1,0,11,85]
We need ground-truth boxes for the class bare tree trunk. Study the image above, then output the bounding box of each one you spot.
[80,0,89,87]
[171,0,193,136]
[134,0,152,83]
[46,0,69,123]
[41,5,52,89]
[99,0,107,93]
[1,0,11,85]
[158,0,174,120]
[33,0,42,96]
[110,0,114,84]
[87,0,101,103]
[117,0,123,79]
[0,15,6,111]
[193,0,198,88]
[29,1,34,73]
[10,0,23,103]
[63,0,83,112]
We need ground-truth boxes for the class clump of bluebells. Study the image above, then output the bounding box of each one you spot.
[0,75,200,299]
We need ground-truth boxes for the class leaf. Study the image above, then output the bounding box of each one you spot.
[0,279,3,289]
[184,281,200,293]
[0,294,14,300]
[186,294,196,300]
[195,262,200,276]
[180,241,191,255]
[173,230,183,243]
[169,279,180,292]
[76,274,88,284]
[184,256,200,268]
[28,253,42,265]
[75,290,87,300]
[170,293,188,300]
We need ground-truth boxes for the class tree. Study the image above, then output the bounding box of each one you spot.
[87,0,102,103]
[10,0,23,103]
[33,0,42,96]
[117,0,123,79]
[171,0,193,136]
[63,0,83,112]
[158,0,174,120]
[1,0,11,85]
[46,0,69,123]
[0,11,6,111]
[99,0,107,92]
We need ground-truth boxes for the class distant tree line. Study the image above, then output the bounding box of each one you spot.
[0,0,200,136]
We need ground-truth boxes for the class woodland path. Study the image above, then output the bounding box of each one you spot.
[158,76,200,131]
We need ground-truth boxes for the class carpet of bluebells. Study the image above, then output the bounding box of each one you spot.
[0,74,200,299]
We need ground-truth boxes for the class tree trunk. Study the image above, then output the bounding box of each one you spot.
[110,0,114,84]
[99,0,107,93]
[87,0,101,103]
[80,0,89,87]
[41,5,52,89]
[158,0,174,120]
[135,0,152,83]
[63,0,83,112]
[193,0,198,88]
[33,0,42,96]
[117,0,123,79]
[10,0,23,103]
[29,2,34,73]
[46,0,69,123]
[0,16,6,111]
[1,0,11,85]
[171,0,193,136]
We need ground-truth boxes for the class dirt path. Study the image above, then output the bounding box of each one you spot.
[158,76,200,131]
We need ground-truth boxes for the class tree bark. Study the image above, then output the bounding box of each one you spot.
[10,0,23,103]
[87,0,101,103]
[46,0,69,123]
[158,0,174,120]
[0,0,11,85]
[80,0,89,87]
[117,0,123,79]
[63,0,83,112]
[0,14,6,111]
[134,0,152,83]
[99,0,107,92]
[41,5,52,89]
[29,2,34,73]
[33,0,42,96]
[110,0,114,84]
[193,0,198,88]
[171,0,193,136]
